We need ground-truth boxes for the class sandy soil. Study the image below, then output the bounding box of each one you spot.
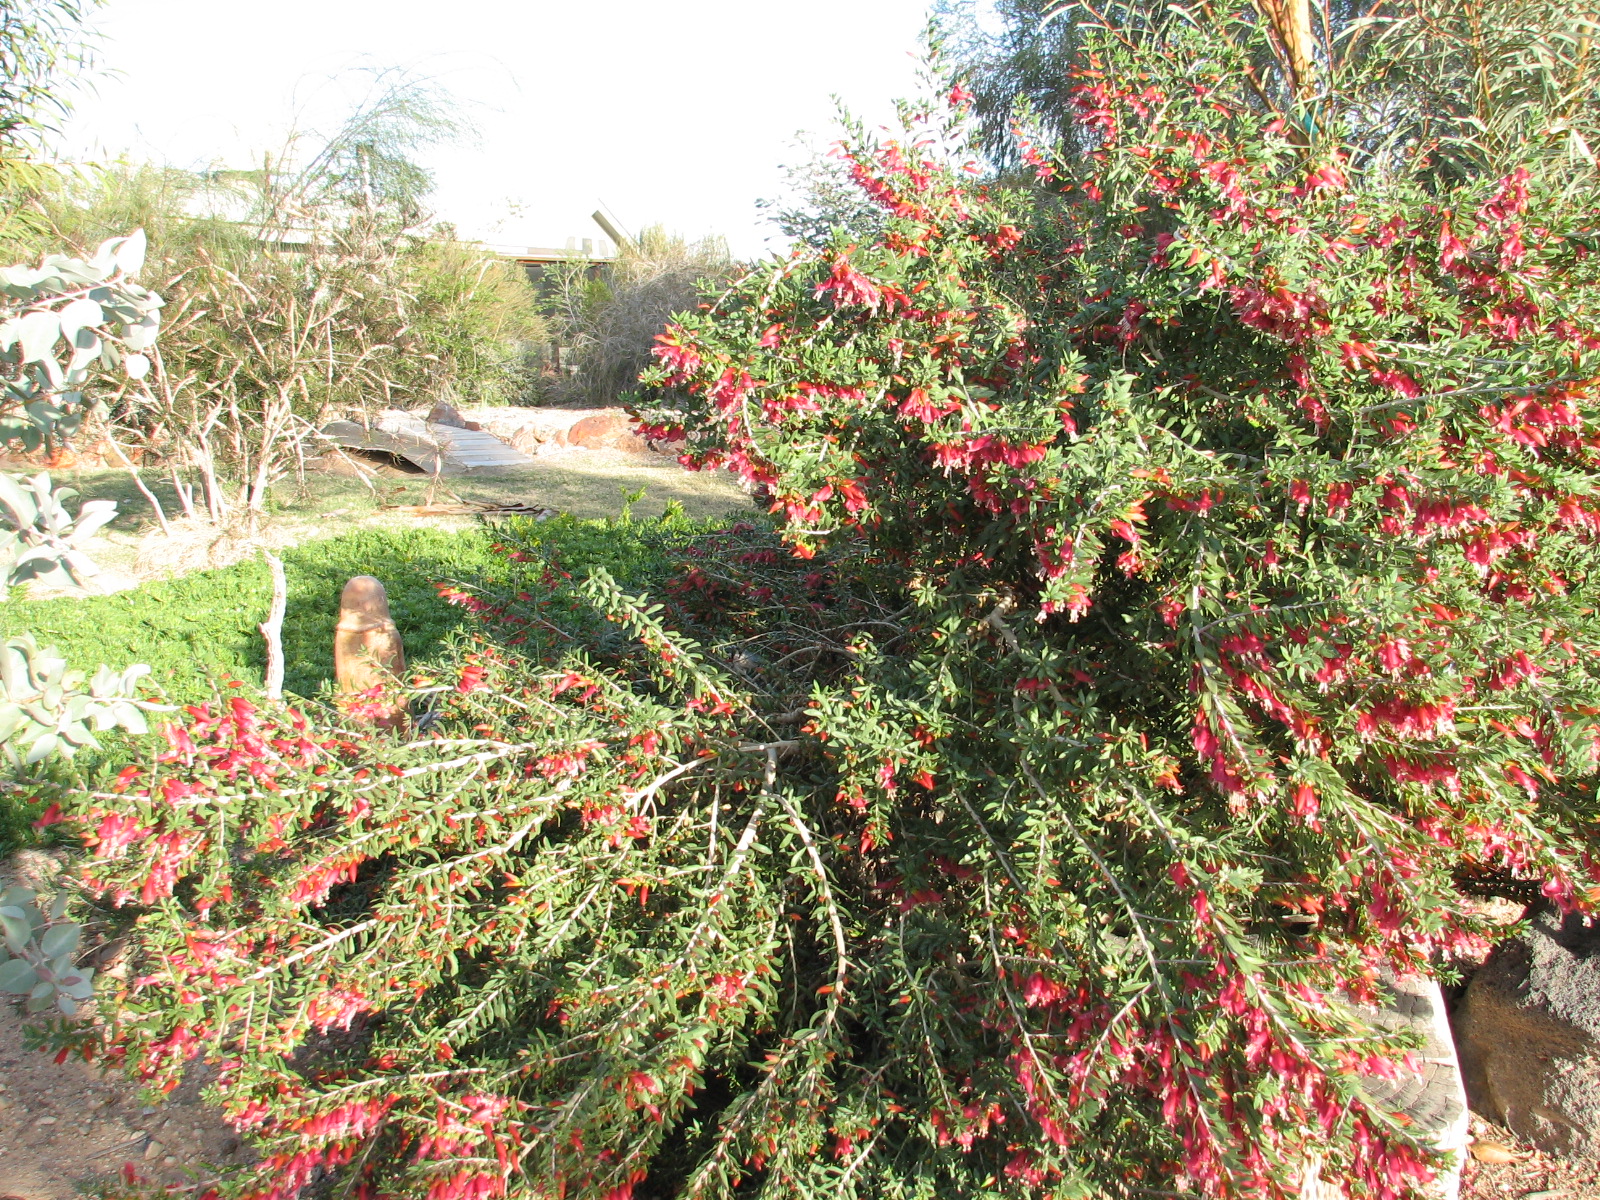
[1461,1112,1600,1199]
[0,1004,246,1200]
[0,853,244,1200]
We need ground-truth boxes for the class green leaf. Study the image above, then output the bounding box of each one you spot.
[16,309,59,362]
[57,297,103,342]
[0,956,37,993]
[0,905,30,948]
[23,731,59,763]
[39,922,79,960]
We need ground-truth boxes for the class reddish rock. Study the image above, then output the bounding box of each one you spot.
[426,400,470,428]
[334,576,408,728]
[568,410,642,450]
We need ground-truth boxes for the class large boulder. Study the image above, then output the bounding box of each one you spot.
[567,410,647,453]
[1455,904,1600,1159]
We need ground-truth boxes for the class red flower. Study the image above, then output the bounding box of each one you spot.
[814,255,884,310]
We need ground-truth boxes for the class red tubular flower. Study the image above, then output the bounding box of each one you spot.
[814,256,884,310]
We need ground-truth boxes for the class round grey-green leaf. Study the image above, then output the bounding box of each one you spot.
[39,922,79,960]
[0,956,38,993]
[0,909,30,952]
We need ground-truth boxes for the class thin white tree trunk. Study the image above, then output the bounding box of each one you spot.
[259,551,287,701]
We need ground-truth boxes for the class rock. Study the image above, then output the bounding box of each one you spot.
[510,426,562,456]
[1456,904,1600,1159]
[567,410,644,451]
[334,577,408,729]
[426,400,470,428]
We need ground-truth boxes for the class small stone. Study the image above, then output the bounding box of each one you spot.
[140,1105,157,1115]
[144,1139,163,1160]
[1469,1139,1518,1163]
[35,1115,56,1125]
[162,1155,177,1166]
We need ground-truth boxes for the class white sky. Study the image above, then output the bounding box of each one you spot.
[58,0,942,258]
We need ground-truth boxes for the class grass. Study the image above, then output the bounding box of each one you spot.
[0,510,708,705]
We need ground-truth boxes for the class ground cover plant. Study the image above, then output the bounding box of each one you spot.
[12,1,1600,1199]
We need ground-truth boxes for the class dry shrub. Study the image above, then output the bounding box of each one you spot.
[534,226,737,407]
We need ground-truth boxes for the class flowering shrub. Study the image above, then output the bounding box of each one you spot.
[31,518,906,1200]
[28,3,1600,1198]
[624,4,1600,1196]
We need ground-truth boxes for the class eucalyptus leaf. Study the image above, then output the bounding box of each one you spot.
[0,911,31,954]
[17,310,59,362]
[39,922,80,960]
[111,230,147,276]
[0,957,38,993]
[57,297,103,342]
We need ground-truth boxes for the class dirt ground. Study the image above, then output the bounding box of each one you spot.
[0,1003,245,1200]
[0,852,243,1200]
[1461,1113,1600,1198]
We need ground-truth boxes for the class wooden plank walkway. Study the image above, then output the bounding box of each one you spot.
[319,413,538,476]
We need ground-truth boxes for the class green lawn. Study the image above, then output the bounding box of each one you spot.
[0,512,704,704]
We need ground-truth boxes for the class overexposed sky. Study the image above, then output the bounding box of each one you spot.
[58,0,942,257]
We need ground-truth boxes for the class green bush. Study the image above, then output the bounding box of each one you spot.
[628,4,1600,1196]
[533,226,737,406]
